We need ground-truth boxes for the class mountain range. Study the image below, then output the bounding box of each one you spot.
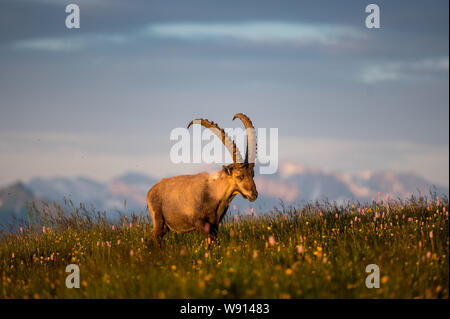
[0,161,447,225]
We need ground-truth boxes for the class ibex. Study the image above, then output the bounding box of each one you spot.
[146,113,258,246]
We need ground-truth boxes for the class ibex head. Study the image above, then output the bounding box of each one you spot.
[222,162,257,202]
[187,113,258,202]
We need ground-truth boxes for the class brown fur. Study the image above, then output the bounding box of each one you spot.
[147,163,257,246]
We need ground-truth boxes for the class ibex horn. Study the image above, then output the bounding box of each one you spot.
[232,113,256,167]
[188,118,243,164]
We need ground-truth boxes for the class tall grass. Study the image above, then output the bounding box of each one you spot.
[0,195,448,298]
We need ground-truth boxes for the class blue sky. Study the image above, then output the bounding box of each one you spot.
[0,0,448,186]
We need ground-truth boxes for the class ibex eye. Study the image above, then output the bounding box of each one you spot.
[238,175,244,180]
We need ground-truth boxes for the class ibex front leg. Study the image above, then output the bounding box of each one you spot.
[194,218,218,246]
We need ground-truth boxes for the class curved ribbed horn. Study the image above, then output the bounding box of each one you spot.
[232,113,256,166]
[188,118,243,163]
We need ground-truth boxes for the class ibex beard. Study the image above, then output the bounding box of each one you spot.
[147,113,258,247]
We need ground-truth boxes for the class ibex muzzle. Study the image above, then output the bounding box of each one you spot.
[146,113,258,246]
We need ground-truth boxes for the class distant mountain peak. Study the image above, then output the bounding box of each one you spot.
[0,163,448,225]
[0,182,35,222]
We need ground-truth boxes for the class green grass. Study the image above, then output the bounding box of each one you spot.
[0,196,448,299]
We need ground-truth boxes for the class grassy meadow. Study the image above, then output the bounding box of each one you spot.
[0,195,448,299]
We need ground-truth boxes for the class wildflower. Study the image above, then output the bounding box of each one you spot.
[42,226,46,233]
[11,253,15,258]
[129,223,132,228]
[141,237,144,243]
[297,245,303,253]
[50,254,54,261]
[268,236,276,246]
[112,225,115,231]
[130,250,134,257]
[426,251,431,259]
[252,250,258,259]
[19,227,23,232]
[250,208,254,213]
[436,196,440,206]
[117,240,121,245]
[205,252,209,258]
[429,231,433,239]
[285,269,293,275]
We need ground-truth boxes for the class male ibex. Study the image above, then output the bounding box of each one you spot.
[147,113,258,246]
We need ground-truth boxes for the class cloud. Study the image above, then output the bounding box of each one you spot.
[361,57,449,84]
[0,131,216,185]
[279,136,449,188]
[144,21,362,45]
[13,38,87,52]
[11,34,129,52]
[10,21,363,52]
[0,131,448,188]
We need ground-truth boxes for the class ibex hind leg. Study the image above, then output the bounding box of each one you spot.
[147,199,167,248]
[153,216,167,248]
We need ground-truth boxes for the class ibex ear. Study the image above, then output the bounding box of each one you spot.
[222,165,232,175]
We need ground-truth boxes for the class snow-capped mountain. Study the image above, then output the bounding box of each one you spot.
[0,161,447,224]
[0,182,35,224]
[256,161,448,204]
[27,172,158,214]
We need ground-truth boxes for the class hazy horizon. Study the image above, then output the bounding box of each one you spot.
[0,0,448,188]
